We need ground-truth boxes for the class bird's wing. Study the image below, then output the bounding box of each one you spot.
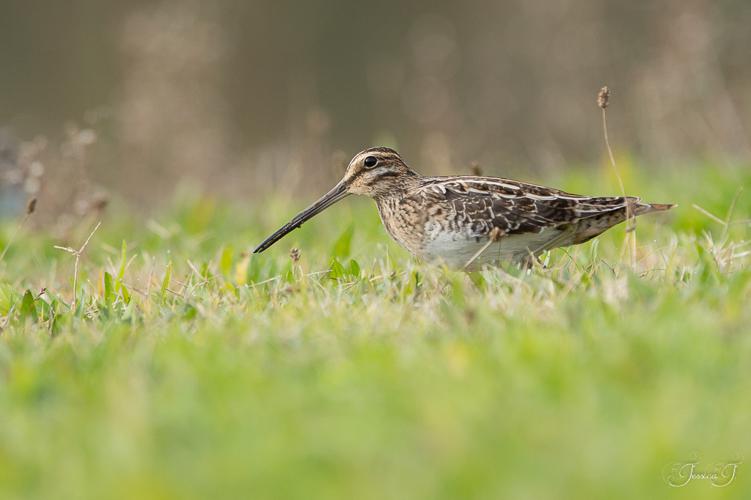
[416,176,636,237]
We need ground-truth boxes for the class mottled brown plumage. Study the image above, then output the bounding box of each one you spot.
[254,147,674,269]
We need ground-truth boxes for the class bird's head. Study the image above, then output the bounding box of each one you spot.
[343,147,417,197]
[253,147,418,253]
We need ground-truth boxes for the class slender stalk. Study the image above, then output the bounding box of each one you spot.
[0,198,37,264]
[598,87,636,268]
[54,221,101,311]
[464,227,503,270]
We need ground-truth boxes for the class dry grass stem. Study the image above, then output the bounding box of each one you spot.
[722,187,744,241]
[598,85,636,267]
[290,247,301,263]
[693,188,745,245]
[464,227,504,270]
[692,204,727,226]
[0,197,38,264]
[54,221,102,310]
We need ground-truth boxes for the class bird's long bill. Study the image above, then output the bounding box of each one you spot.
[253,180,350,253]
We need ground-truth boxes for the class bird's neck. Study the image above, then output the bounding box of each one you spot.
[370,171,422,202]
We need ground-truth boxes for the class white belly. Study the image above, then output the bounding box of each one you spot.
[420,228,567,269]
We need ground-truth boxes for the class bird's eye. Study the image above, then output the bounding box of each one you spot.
[363,156,378,168]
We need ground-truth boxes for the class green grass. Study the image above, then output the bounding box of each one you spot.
[0,164,750,499]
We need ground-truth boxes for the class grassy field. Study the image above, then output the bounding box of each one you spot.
[0,163,750,499]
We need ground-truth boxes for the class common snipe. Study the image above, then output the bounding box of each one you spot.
[254,147,673,269]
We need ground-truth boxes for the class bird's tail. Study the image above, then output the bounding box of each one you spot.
[570,198,674,244]
[631,200,676,216]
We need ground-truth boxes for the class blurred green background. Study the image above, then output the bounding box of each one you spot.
[1,0,750,215]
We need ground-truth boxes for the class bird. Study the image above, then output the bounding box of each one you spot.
[253,147,673,270]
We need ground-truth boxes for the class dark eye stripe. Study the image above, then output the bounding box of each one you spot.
[353,167,398,186]
[373,170,400,179]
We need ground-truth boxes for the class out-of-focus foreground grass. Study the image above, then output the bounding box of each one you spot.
[0,164,750,499]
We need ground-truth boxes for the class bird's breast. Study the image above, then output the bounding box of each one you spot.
[375,197,429,256]
[375,197,487,265]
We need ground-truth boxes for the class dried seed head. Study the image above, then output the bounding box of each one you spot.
[489,227,504,242]
[597,86,610,109]
[289,247,301,263]
[26,197,37,215]
[470,161,483,177]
